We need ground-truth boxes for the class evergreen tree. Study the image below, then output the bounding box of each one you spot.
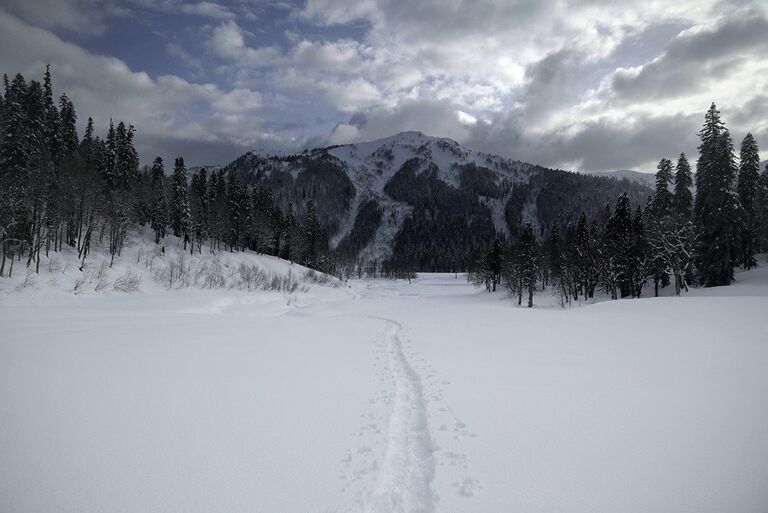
[57,94,78,156]
[208,169,228,251]
[102,120,117,188]
[693,104,743,286]
[189,168,209,253]
[574,212,597,298]
[516,223,539,307]
[544,224,562,284]
[281,203,296,261]
[473,238,503,292]
[24,79,53,271]
[651,158,674,216]
[170,156,191,249]
[0,75,30,181]
[487,238,503,292]
[149,157,168,244]
[605,193,635,298]
[758,163,768,254]
[736,133,760,269]
[251,184,276,254]
[645,197,667,297]
[42,65,61,165]
[630,206,648,297]
[226,172,246,250]
[303,199,325,268]
[113,121,138,190]
[673,153,693,220]
[81,117,95,159]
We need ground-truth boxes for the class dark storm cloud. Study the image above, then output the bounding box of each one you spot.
[519,48,591,119]
[462,110,702,171]
[327,98,472,145]
[611,14,768,102]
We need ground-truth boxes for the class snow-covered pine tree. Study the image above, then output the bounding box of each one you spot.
[22,79,49,272]
[303,199,322,268]
[651,158,674,217]
[574,212,597,298]
[56,93,78,251]
[673,153,693,220]
[102,120,117,188]
[281,203,296,262]
[693,104,743,286]
[208,169,228,251]
[543,224,562,286]
[74,116,100,263]
[39,68,65,254]
[0,75,31,276]
[58,94,78,156]
[170,156,191,249]
[758,164,768,254]
[189,168,208,253]
[468,238,502,292]
[251,184,276,254]
[113,121,138,190]
[486,238,503,292]
[226,172,246,251]
[736,133,760,269]
[102,121,139,264]
[630,205,648,298]
[81,117,95,160]
[605,193,634,299]
[517,223,539,307]
[645,198,668,297]
[42,65,61,166]
[149,157,169,244]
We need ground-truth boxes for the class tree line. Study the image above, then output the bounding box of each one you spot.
[0,68,335,278]
[471,103,768,306]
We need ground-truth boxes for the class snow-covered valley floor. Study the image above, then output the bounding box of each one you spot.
[2,265,768,513]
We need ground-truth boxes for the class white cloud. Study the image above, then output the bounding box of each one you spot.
[209,20,283,67]
[4,0,767,171]
[0,0,123,35]
[0,9,291,165]
[179,1,234,20]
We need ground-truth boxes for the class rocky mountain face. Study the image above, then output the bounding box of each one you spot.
[221,131,651,270]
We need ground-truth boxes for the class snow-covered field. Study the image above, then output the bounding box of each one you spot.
[2,250,768,513]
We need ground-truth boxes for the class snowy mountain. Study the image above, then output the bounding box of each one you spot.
[222,131,651,268]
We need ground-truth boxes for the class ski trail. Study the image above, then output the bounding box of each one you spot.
[367,318,436,513]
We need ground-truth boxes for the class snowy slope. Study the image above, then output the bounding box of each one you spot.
[0,226,345,306]
[233,131,540,264]
[223,132,650,267]
[2,259,767,512]
[325,132,533,262]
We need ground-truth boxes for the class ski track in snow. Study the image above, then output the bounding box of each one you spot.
[365,318,436,513]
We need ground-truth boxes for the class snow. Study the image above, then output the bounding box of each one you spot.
[2,246,768,513]
[327,132,528,258]
[481,196,511,238]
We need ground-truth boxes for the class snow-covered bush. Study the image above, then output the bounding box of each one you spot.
[113,271,142,292]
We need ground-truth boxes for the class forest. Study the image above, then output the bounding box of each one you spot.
[0,68,336,279]
[1,69,766,307]
[469,104,767,306]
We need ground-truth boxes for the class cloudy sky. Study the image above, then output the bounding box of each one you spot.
[1,0,766,171]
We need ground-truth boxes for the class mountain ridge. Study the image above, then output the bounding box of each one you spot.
[220,131,651,270]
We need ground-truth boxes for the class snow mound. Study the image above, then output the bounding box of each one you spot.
[0,227,345,305]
